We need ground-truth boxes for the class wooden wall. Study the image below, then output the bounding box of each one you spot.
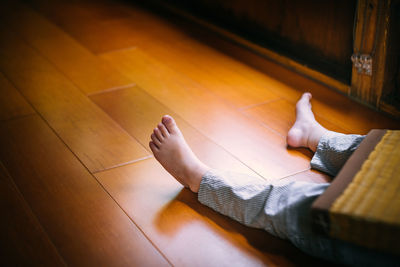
[162,0,357,84]
[381,0,400,116]
[143,0,400,118]
[350,0,400,118]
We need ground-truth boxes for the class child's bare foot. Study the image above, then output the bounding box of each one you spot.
[287,93,329,152]
[149,115,209,193]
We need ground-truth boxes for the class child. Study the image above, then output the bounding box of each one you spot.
[149,93,397,266]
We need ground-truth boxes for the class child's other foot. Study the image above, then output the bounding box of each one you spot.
[149,115,209,193]
[287,93,329,152]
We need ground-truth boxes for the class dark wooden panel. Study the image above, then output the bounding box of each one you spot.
[0,115,168,266]
[381,0,400,116]
[348,0,400,119]
[0,72,34,121]
[150,0,357,82]
[0,161,66,266]
[0,25,149,173]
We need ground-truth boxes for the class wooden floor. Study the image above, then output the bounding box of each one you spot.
[1,0,399,266]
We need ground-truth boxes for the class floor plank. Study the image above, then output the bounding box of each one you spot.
[90,86,259,177]
[1,1,133,95]
[101,48,313,180]
[0,115,169,266]
[29,0,282,109]
[243,98,349,137]
[0,161,66,266]
[0,27,149,173]
[95,158,331,267]
[137,35,281,109]
[152,25,400,132]
[196,36,400,133]
[0,72,34,121]
[28,0,400,132]
[143,27,400,133]
[27,0,188,54]
[1,1,397,265]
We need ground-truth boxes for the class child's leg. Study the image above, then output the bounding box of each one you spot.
[198,169,329,238]
[149,105,396,265]
[198,169,398,266]
[148,92,365,191]
[287,93,365,176]
[310,133,365,176]
[148,113,329,240]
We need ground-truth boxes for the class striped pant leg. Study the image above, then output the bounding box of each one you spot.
[198,170,328,239]
[198,170,399,266]
[311,132,366,176]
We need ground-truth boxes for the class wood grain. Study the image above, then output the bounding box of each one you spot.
[0,72,34,121]
[195,36,400,133]
[157,0,356,80]
[29,0,400,130]
[0,115,168,266]
[101,48,313,180]
[27,0,189,54]
[90,86,260,177]
[243,98,349,136]
[95,158,331,267]
[29,0,399,130]
[1,1,133,95]
[29,0,282,108]
[146,1,351,93]
[138,34,280,109]
[0,26,149,173]
[94,5,399,133]
[0,161,66,266]
[0,1,397,265]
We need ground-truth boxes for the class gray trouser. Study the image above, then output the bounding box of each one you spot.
[198,133,398,266]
